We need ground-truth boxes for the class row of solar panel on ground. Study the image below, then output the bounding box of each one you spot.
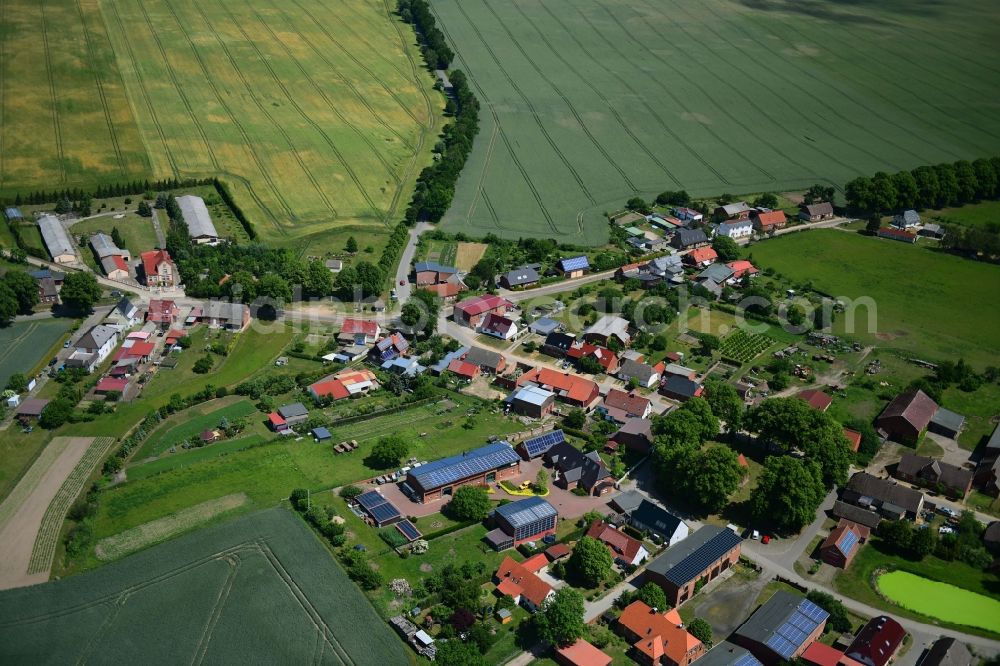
[356,490,402,525]
[522,429,565,458]
[396,519,422,542]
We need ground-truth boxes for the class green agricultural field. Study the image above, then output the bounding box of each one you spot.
[432,0,1000,244]
[747,230,1000,367]
[0,508,410,665]
[0,317,74,388]
[1,0,441,256]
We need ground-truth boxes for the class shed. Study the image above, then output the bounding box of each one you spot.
[529,317,561,336]
[928,407,964,439]
[312,427,332,442]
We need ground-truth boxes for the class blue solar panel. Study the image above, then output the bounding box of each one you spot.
[370,502,401,524]
[798,599,829,623]
[409,443,520,490]
[733,654,762,666]
[357,491,387,510]
[560,256,589,271]
[396,520,422,541]
[765,635,796,659]
[522,430,565,458]
[837,529,860,555]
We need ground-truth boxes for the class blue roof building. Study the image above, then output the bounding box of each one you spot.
[485,497,559,550]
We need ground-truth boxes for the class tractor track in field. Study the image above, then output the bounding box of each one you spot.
[507,0,683,190]
[451,0,598,206]
[542,0,731,186]
[191,554,240,666]
[467,120,501,224]
[271,0,418,152]
[648,0,898,175]
[591,3,778,183]
[431,2,560,234]
[73,0,126,175]
[683,0,943,168]
[479,0,640,194]
[103,1,180,178]
[73,591,127,666]
[335,0,425,94]
[756,4,1000,144]
[289,0,428,132]
[251,1,404,196]
[38,1,67,184]
[155,0,298,223]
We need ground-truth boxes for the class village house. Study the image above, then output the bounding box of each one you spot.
[700,643,764,666]
[31,269,63,304]
[627,500,689,546]
[104,297,141,331]
[753,210,787,233]
[462,346,507,375]
[892,209,920,230]
[609,417,653,454]
[715,201,751,220]
[542,331,576,357]
[516,429,567,460]
[566,342,620,374]
[731,591,829,666]
[146,299,179,329]
[369,332,409,363]
[65,324,120,373]
[447,359,479,381]
[842,472,924,521]
[586,520,649,566]
[819,519,869,568]
[200,301,250,331]
[845,616,906,666]
[600,388,652,422]
[660,375,703,402]
[643,525,739,604]
[500,265,540,290]
[618,359,663,389]
[974,424,1000,496]
[544,441,614,495]
[673,228,710,250]
[918,638,972,666]
[405,442,521,503]
[797,389,832,412]
[685,246,718,268]
[715,219,754,240]
[414,261,458,285]
[894,453,973,499]
[454,294,513,328]
[484,496,558,551]
[554,639,612,666]
[480,312,518,340]
[799,202,835,222]
[673,207,704,223]
[726,260,758,282]
[268,402,309,433]
[493,556,554,612]
[308,368,378,401]
[618,601,704,666]
[875,389,938,444]
[557,255,590,278]
[583,315,631,347]
[139,249,178,287]
[338,318,380,345]
[511,367,601,408]
[508,385,556,418]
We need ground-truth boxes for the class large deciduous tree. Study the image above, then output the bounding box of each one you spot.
[751,456,826,533]
[3,270,39,314]
[567,536,613,588]
[59,272,101,313]
[446,485,492,522]
[534,587,586,648]
[367,435,409,469]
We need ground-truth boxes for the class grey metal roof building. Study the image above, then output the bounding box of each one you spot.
[501,265,540,288]
[491,496,558,544]
[919,638,972,666]
[699,642,764,666]
[929,407,965,438]
[90,233,127,259]
[37,214,75,262]
[733,591,829,663]
[176,195,219,241]
[646,525,741,585]
[277,402,309,419]
[464,346,504,371]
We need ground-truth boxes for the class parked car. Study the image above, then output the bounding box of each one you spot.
[938,506,959,519]
[63,340,71,348]
[939,526,955,535]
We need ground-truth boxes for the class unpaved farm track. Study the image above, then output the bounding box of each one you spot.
[0,437,96,590]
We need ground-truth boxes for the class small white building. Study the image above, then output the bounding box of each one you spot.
[714,219,753,240]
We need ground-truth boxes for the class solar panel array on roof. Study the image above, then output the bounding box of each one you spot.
[837,529,860,555]
[522,430,565,458]
[560,256,590,271]
[763,598,828,659]
[357,490,387,510]
[652,525,742,586]
[494,497,558,528]
[409,442,520,490]
[733,653,762,666]
[396,519,422,542]
[370,502,401,524]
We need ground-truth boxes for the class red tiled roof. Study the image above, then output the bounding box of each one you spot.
[310,379,349,400]
[843,428,862,452]
[455,294,512,317]
[798,389,832,411]
[603,388,650,417]
[448,359,480,379]
[545,543,571,560]
[878,389,938,432]
[109,255,129,272]
[756,210,787,227]
[689,247,718,264]
[340,318,379,336]
[556,639,612,666]
[566,343,618,372]
[521,553,549,573]
[619,602,701,666]
[878,227,917,241]
[802,641,845,666]
[268,412,286,427]
[146,299,177,323]
[124,341,154,358]
[141,249,172,277]
[482,313,515,336]
[494,556,552,608]
[422,281,460,298]
[586,520,645,563]
[95,377,128,392]
[726,260,759,278]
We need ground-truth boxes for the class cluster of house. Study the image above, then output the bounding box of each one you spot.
[495,255,593,290]
[877,209,946,245]
[35,195,219,284]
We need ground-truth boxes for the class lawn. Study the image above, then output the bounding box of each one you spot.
[126,434,269,482]
[69,213,159,257]
[925,200,1000,231]
[878,571,1000,633]
[0,508,411,666]
[747,230,1000,367]
[435,0,1000,244]
[0,317,74,389]
[939,382,1000,451]
[132,397,260,460]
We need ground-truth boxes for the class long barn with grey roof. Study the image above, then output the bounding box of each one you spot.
[176,195,219,244]
[404,442,521,503]
[37,214,75,263]
[644,524,741,606]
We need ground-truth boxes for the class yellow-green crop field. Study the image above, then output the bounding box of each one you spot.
[0,0,441,253]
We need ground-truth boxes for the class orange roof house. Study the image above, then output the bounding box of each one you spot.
[754,210,787,231]
[493,556,553,612]
[566,342,620,374]
[618,600,704,666]
[686,247,718,267]
[521,553,549,574]
[447,359,480,380]
[555,638,613,666]
[842,428,862,452]
[801,642,846,666]
[514,367,600,407]
[586,520,649,566]
[726,260,759,280]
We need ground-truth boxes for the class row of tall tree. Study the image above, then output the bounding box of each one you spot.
[845,157,1000,214]
[397,0,454,70]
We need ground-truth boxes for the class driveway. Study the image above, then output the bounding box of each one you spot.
[493,457,616,520]
[394,222,431,307]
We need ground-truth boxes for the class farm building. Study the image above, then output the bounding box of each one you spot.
[919,223,945,239]
[928,407,965,439]
[493,556,554,612]
[842,472,924,520]
[877,227,917,244]
[90,233,129,261]
[66,324,120,372]
[845,616,906,666]
[554,639,612,666]
[673,228,710,250]
[660,375,703,402]
[797,389,832,412]
[480,313,518,340]
[485,496,558,550]
[832,500,882,530]
[920,638,973,666]
[599,388,652,422]
[557,255,590,278]
[894,453,973,499]
[975,424,1000,496]
[462,346,507,374]
[516,429,566,460]
[700,643,764,666]
[617,601,705,666]
[715,219,753,239]
[544,441,613,495]
[447,359,479,381]
[500,265,540,289]
[508,385,556,418]
[799,202,834,222]
[176,195,219,244]
[819,519,869,568]
[627,500,689,546]
[753,210,787,232]
[512,367,600,408]
[453,294,513,328]
[140,249,177,287]
[644,525,739,605]
[609,418,653,454]
[338,318,380,345]
[875,389,938,444]
[37,214,75,263]
[586,520,648,566]
[731,591,829,666]
[414,261,457,285]
[16,398,49,422]
[892,209,921,229]
[716,201,751,219]
[583,315,631,347]
[100,254,130,280]
[404,442,521,503]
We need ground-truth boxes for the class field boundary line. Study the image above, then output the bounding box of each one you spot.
[153,0,298,225]
[27,437,115,575]
[675,0,934,168]
[190,553,241,666]
[0,436,72,528]
[73,0,127,174]
[100,0,180,178]
[478,0,640,193]
[430,1,560,233]
[0,321,37,368]
[38,1,67,183]
[451,0,598,207]
[536,0,730,186]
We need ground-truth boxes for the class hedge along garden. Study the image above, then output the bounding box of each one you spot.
[434,0,1000,244]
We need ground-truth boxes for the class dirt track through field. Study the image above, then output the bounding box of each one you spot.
[0,437,93,590]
